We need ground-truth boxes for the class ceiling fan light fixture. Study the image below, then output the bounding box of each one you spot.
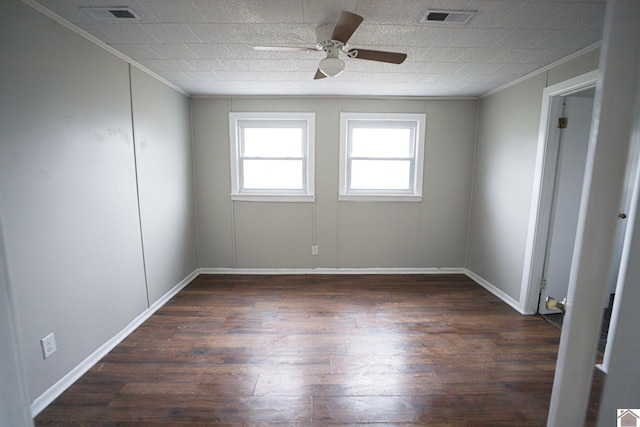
[319,57,345,77]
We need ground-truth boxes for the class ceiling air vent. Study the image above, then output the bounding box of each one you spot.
[81,7,141,21]
[421,10,476,24]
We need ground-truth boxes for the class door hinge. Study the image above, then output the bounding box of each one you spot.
[541,278,547,290]
[558,117,568,129]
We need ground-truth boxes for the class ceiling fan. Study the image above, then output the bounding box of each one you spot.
[254,11,407,79]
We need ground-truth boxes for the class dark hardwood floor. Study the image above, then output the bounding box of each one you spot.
[35,274,603,426]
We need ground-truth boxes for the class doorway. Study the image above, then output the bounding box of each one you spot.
[538,87,595,318]
[521,71,631,367]
[533,85,617,357]
[520,71,600,317]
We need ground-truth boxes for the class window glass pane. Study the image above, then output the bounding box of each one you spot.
[243,127,303,157]
[243,159,303,189]
[350,160,411,190]
[351,128,412,158]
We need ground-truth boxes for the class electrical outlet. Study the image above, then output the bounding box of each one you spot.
[311,245,318,255]
[41,332,57,359]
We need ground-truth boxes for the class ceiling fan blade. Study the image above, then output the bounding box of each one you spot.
[331,11,363,44]
[314,69,327,79]
[253,46,317,52]
[347,49,407,64]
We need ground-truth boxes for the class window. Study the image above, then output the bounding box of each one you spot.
[339,113,426,201]
[230,112,315,201]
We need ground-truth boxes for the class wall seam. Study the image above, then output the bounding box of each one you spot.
[128,65,151,307]
[416,100,427,266]
[188,98,203,269]
[335,99,342,269]
[228,98,238,268]
[464,98,482,269]
[312,99,318,269]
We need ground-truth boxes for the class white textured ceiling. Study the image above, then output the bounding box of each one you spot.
[32,0,606,97]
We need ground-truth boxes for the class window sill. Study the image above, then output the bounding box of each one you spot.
[338,194,423,202]
[231,194,315,203]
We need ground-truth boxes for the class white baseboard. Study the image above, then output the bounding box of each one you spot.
[464,269,525,314]
[30,268,200,417]
[595,363,608,374]
[198,267,467,275]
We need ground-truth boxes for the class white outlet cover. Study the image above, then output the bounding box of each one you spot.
[41,332,57,359]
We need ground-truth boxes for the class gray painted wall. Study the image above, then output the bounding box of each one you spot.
[466,52,601,302]
[0,0,197,407]
[0,218,33,426]
[130,68,199,303]
[192,98,478,269]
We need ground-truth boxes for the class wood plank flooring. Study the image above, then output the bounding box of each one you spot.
[35,274,603,426]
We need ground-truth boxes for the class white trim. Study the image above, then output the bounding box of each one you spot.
[21,0,189,97]
[198,267,465,275]
[520,71,600,315]
[338,194,423,202]
[339,113,426,200]
[231,194,315,202]
[30,269,199,417]
[229,112,315,200]
[481,42,601,98]
[192,95,480,101]
[465,269,526,314]
[594,363,607,374]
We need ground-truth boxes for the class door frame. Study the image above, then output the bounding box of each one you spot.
[519,70,599,315]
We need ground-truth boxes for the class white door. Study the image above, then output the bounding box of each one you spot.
[538,90,594,314]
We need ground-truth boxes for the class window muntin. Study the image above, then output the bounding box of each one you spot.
[340,113,426,201]
[230,113,315,201]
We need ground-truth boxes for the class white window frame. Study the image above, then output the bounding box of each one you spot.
[339,112,426,202]
[229,112,315,202]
